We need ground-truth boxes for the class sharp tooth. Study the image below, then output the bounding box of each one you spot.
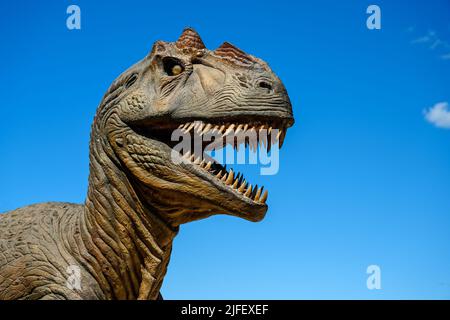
[235,124,243,135]
[254,187,262,201]
[185,122,195,133]
[194,157,201,164]
[251,184,259,199]
[267,127,273,152]
[243,124,249,132]
[224,124,235,136]
[276,129,282,141]
[260,190,268,203]
[200,159,206,167]
[238,180,247,192]
[190,155,195,162]
[178,124,184,129]
[202,123,212,135]
[244,184,252,197]
[216,170,223,178]
[205,161,212,170]
[248,126,255,140]
[232,179,239,188]
[211,125,219,134]
[197,123,204,133]
[280,129,286,147]
[221,173,228,182]
[183,151,191,158]
[219,125,226,134]
[226,169,234,185]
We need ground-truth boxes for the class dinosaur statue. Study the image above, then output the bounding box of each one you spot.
[0,28,294,300]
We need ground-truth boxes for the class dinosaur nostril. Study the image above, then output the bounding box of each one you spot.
[257,80,273,92]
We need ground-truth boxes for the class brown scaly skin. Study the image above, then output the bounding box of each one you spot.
[0,28,294,300]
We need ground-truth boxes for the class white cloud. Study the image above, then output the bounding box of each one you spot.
[408,29,450,60]
[411,36,430,44]
[411,30,436,44]
[424,102,450,129]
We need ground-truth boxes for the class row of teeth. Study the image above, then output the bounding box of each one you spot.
[181,151,268,204]
[177,121,285,152]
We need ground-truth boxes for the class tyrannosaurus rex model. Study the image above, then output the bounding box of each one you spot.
[0,28,294,300]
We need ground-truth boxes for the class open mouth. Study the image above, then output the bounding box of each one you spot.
[131,118,290,206]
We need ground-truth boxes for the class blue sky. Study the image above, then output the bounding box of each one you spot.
[1,0,450,299]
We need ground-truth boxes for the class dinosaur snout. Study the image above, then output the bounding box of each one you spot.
[256,79,274,94]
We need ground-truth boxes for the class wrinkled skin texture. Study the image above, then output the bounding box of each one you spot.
[0,28,294,300]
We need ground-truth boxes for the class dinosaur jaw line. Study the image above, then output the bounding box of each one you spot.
[128,117,290,220]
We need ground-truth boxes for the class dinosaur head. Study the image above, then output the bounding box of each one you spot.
[96,28,294,226]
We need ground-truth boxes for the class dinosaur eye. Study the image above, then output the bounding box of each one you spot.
[163,57,184,76]
[171,65,183,75]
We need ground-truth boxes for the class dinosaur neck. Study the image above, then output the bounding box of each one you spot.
[79,123,178,299]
